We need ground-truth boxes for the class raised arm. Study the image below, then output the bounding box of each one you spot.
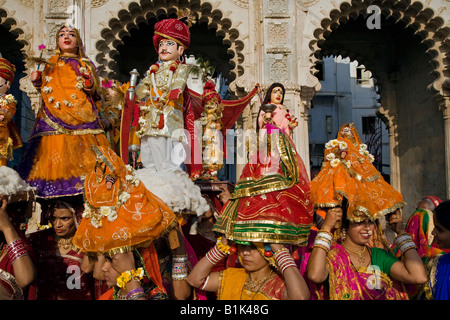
[387,210,428,285]
[306,207,342,284]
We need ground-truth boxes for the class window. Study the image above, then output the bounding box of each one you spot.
[356,66,371,85]
[362,116,376,135]
[326,116,332,134]
[315,60,324,81]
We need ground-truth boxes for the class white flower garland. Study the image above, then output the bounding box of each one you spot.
[82,164,140,228]
[325,138,375,167]
[0,94,17,107]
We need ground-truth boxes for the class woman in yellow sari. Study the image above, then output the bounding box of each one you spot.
[17,25,110,199]
[187,237,310,300]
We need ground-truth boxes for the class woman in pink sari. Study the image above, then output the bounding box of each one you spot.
[306,201,427,300]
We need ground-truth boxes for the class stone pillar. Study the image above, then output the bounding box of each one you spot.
[441,97,450,199]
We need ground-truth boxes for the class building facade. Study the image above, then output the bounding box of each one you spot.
[1,0,449,216]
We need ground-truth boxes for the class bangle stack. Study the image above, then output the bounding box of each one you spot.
[172,254,190,280]
[205,239,228,265]
[6,238,29,264]
[126,287,146,300]
[394,232,416,255]
[274,248,297,273]
[116,268,145,289]
[313,230,333,252]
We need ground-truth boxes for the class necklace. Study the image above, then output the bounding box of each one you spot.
[57,237,73,250]
[243,270,274,292]
[342,242,367,264]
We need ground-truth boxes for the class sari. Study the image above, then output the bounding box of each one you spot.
[316,243,408,300]
[311,123,404,221]
[418,253,450,300]
[218,268,285,300]
[214,124,313,245]
[29,229,95,300]
[72,145,178,255]
[401,209,444,263]
[17,53,110,198]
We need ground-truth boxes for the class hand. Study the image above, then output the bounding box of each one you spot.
[111,252,136,274]
[217,186,231,204]
[220,236,228,246]
[168,89,182,100]
[387,209,404,234]
[322,207,343,232]
[270,243,285,252]
[82,72,93,89]
[30,70,41,83]
[0,195,12,233]
[30,70,42,86]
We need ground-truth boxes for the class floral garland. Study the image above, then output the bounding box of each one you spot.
[325,139,375,168]
[82,165,140,228]
[42,66,87,110]
[0,94,17,108]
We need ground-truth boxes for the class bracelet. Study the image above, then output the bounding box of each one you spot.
[6,238,29,264]
[398,239,417,255]
[317,230,333,242]
[126,287,146,300]
[216,237,230,255]
[205,244,227,265]
[116,268,145,289]
[199,275,210,290]
[172,255,190,280]
[313,232,333,252]
[275,249,297,273]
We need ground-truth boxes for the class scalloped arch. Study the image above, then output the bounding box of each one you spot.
[95,0,244,93]
[0,7,31,58]
[308,0,449,96]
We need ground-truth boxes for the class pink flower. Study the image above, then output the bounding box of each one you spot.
[38,44,46,51]
[101,79,113,88]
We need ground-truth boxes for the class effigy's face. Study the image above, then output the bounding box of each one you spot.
[205,101,218,114]
[58,27,78,55]
[270,87,283,104]
[158,39,184,62]
[341,126,352,137]
[0,77,9,95]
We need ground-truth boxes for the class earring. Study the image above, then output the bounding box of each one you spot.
[341,228,347,241]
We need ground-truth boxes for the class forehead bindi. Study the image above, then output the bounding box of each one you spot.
[59,28,76,36]
[159,39,176,47]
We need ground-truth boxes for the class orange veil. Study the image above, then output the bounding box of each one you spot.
[310,123,405,221]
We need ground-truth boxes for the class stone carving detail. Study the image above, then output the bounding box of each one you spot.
[268,23,287,45]
[232,0,249,9]
[267,0,288,16]
[46,0,71,19]
[299,0,319,8]
[270,59,288,82]
[18,0,34,7]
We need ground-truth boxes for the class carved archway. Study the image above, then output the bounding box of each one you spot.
[0,7,31,62]
[95,0,246,97]
[305,0,450,209]
[308,0,449,100]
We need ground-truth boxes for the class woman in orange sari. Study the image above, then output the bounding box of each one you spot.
[17,25,110,199]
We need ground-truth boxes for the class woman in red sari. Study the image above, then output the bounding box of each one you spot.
[28,198,97,299]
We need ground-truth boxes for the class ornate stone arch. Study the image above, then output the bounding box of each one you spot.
[0,6,32,59]
[304,0,450,202]
[307,0,449,100]
[94,0,246,96]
